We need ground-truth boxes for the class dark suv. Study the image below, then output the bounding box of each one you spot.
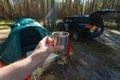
[57,15,104,40]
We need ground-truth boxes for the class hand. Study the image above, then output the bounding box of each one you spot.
[33,36,64,56]
[30,36,64,64]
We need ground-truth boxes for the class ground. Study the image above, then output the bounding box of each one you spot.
[0,28,10,48]
[96,28,120,49]
[0,27,120,80]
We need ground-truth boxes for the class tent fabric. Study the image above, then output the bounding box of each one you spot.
[0,18,50,64]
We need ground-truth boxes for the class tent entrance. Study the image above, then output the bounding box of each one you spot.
[19,27,42,57]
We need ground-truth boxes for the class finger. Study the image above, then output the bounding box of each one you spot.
[46,36,54,46]
[53,45,64,53]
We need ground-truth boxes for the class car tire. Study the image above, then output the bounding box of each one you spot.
[71,29,79,40]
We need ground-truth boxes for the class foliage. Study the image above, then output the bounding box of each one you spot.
[0,0,119,20]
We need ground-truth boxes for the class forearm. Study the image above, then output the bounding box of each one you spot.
[0,50,49,80]
[0,36,64,80]
[0,58,32,80]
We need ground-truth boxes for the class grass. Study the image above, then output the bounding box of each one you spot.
[104,21,120,31]
[72,39,114,57]
[0,19,43,29]
[0,20,15,29]
[107,61,120,70]
[0,25,9,29]
[0,19,15,24]
[71,39,120,70]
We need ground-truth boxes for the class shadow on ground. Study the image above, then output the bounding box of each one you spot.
[96,28,120,49]
[36,38,120,80]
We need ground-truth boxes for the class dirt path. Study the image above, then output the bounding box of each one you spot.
[37,29,120,80]
[96,28,120,50]
[0,28,10,46]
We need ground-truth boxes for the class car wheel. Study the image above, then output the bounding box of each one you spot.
[72,30,79,40]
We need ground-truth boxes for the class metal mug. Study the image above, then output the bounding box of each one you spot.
[48,31,69,56]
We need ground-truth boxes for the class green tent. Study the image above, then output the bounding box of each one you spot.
[0,18,50,64]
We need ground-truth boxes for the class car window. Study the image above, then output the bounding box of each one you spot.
[81,17,90,24]
[76,17,89,24]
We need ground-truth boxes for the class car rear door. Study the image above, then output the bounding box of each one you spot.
[89,11,104,38]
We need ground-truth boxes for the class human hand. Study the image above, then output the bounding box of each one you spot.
[34,36,64,55]
[28,36,64,65]
[33,36,64,58]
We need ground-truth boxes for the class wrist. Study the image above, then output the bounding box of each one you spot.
[27,50,49,67]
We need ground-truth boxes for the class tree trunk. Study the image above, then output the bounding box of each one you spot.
[50,0,56,30]
[82,0,86,14]
[40,0,46,26]
[111,0,116,9]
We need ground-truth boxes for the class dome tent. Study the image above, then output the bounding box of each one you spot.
[0,18,50,64]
